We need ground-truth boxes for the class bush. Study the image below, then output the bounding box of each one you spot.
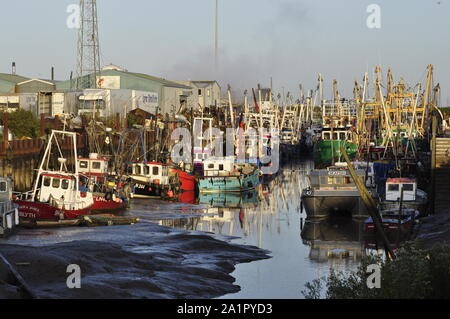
[302,243,450,299]
[3,109,40,138]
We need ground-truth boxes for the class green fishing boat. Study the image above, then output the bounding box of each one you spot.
[314,127,358,168]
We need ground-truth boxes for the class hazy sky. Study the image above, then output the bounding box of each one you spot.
[0,0,449,103]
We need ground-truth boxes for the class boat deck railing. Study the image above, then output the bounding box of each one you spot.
[13,191,34,201]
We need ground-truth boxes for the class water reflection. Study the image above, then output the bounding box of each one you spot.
[301,218,366,263]
[156,161,312,248]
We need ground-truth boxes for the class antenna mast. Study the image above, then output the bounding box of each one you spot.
[77,0,101,89]
[214,0,219,73]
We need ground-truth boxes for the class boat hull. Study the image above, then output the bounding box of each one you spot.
[175,170,196,191]
[132,181,165,199]
[301,193,370,219]
[198,170,260,193]
[90,195,128,213]
[15,200,92,221]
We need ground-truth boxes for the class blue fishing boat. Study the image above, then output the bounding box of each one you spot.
[198,157,260,193]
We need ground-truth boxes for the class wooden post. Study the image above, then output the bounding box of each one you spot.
[115,112,121,131]
[341,144,396,260]
[40,113,45,137]
[430,115,437,215]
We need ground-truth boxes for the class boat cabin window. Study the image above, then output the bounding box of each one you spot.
[153,166,159,176]
[61,179,69,190]
[333,133,339,140]
[339,132,346,140]
[208,164,214,169]
[52,178,60,189]
[309,176,319,186]
[388,184,399,192]
[219,164,224,171]
[402,183,414,191]
[92,161,101,170]
[43,177,51,187]
[134,165,141,175]
[0,181,6,192]
[144,165,150,175]
[79,161,88,169]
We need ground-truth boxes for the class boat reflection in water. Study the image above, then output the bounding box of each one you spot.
[157,161,311,248]
[301,218,366,263]
[301,216,412,264]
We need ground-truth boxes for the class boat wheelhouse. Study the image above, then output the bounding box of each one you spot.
[314,126,358,168]
[77,153,109,184]
[0,177,19,237]
[301,166,372,219]
[77,153,129,212]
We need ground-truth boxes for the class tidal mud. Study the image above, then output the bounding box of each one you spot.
[0,222,270,299]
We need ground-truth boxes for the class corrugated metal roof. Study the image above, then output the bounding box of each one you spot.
[126,72,192,89]
[0,73,30,84]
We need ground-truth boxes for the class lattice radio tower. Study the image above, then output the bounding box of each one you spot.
[76,0,101,89]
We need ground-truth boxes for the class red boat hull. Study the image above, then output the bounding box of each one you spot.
[173,169,196,191]
[91,196,128,213]
[15,200,92,220]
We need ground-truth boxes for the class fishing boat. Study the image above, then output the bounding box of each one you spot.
[14,130,94,221]
[129,161,196,199]
[314,126,358,168]
[379,178,428,215]
[77,153,130,212]
[198,157,260,193]
[0,177,19,237]
[301,165,374,219]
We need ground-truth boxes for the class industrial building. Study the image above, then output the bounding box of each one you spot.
[178,81,221,109]
[56,65,194,117]
[1,64,223,119]
[0,72,62,116]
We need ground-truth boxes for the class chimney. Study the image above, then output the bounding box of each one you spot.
[12,62,16,75]
[51,67,54,81]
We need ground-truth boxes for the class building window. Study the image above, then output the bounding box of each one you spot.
[198,89,202,96]
[0,181,6,192]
